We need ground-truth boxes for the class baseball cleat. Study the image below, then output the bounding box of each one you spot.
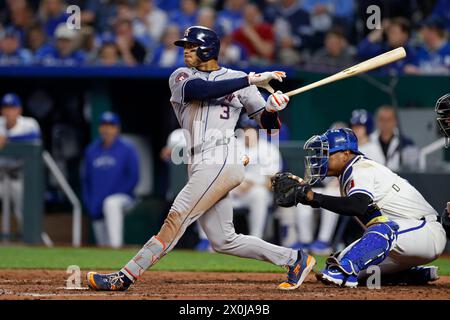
[278,250,316,290]
[415,265,439,282]
[380,265,440,285]
[316,268,358,288]
[87,271,133,291]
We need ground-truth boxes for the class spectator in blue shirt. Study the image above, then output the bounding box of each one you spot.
[300,0,354,21]
[4,0,34,46]
[431,0,450,33]
[274,0,313,64]
[82,0,119,33]
[38,0,70,38]
[357,17,416,75]
[150,24,184,67]
[404,16,450,75]
[274,0,313,49]
[169,0,199,32]
[155,0,179,12]
[81,112,140,248]
[36,23,86,66]
[133,0,168,45]
[217,0,247,35]
[300,0,355,50]
[0,28,33,65]
[25,23,54,60]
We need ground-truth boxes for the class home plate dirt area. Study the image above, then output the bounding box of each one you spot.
[0,270,449,300]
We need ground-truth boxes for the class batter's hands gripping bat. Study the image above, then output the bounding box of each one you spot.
[285,47,406,97]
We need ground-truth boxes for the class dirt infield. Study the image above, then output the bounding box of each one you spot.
[0,270,449,300]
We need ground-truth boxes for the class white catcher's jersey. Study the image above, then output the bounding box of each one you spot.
[339,155,438,221]
[169,67,266,149]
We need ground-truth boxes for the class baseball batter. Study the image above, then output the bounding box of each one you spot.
[87,26,315,291]
[272,128,446,287]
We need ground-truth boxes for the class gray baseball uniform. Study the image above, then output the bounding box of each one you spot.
[121,67,297,280]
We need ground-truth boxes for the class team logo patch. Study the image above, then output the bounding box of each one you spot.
[176,72,189,82]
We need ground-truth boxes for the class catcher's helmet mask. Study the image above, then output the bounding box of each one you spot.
[174,26,220,62]
[303,128,362,185]
[435,93,450,148]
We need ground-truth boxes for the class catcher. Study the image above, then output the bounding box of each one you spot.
[272,128,446,287]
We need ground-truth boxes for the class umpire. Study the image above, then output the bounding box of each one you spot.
[81,112,139,248]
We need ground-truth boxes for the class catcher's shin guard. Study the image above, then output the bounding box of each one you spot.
[326,221,399,278]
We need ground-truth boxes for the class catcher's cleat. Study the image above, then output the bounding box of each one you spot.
[278,250,316,290]
[316,268,358,288]
[87,271,133,291]
[413,265,439,282]
[380,265,439,285]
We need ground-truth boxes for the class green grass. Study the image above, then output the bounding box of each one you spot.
[0,246,449,275]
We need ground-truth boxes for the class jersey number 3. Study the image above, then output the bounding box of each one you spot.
[220,105,230,119]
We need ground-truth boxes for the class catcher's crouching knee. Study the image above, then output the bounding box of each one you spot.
[209,233,239,253]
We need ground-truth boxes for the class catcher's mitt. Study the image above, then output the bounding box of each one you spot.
[271,172,304,207]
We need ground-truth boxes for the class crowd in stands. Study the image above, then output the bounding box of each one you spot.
[0,0,449,74]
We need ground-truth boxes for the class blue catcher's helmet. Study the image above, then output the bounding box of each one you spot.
[350,109,374,134]
[174,26,220,62]
[303,128,361,185]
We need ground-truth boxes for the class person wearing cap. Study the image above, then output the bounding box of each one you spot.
[36,23,85,66]
[0,92,41,229]
[81,112,139,248]
[404,16,450,75]
[349,109,384,164]
[0,93,41,145]
[0,27,33,66]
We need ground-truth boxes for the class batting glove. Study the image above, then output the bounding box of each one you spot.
[265,90,290,112]
[248,71,286,93]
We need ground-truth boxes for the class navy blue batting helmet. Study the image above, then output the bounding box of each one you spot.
[303,128,361,184]
[350,109,374,134]
[174,26,220,62]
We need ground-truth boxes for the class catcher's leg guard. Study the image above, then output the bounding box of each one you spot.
[318,221,399,287]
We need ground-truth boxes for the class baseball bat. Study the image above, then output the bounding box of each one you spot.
[285,47,406,97]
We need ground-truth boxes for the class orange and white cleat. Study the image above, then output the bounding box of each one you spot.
[278,250,316,290]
